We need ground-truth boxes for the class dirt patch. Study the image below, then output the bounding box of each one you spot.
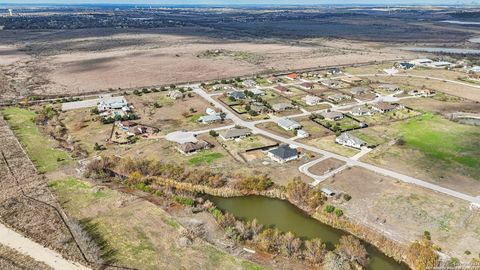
[309,158,346,176]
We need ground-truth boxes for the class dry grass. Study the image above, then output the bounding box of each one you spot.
[0,244,53,270]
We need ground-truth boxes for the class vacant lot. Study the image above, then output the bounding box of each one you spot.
[50,177,264,270]
[363,113,480,195]
[354,108,421,126]
[2,107,71,173]
[324,167,480,263]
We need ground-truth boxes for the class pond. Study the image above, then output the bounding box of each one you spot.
[207,195,410,270]
[400,47,480,55]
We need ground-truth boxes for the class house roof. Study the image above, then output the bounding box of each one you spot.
[286,73,298,79]
[272,103,293,111]
[221,128,251,139]
[374,102,397,111]
[178,140,211,153]
[229,91,246,99]
[328,93,350,100]
[274,85,289,92]
[303,95,321,103]
[350,87,369,94]
[268,144,298,160]
[277,118,300,129]
[300,82,314,88]
[250,88,265,95]
[351,106,371,114]
[379,84,399,91]
[199,114,222,122]
[98,96,127,106]
[337,132,365,146]
[469,66,480,73]
[322,111,343,119]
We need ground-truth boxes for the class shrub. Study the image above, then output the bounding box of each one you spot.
[173,195,194,206]
[236,175,273,191]
[334,208,343,217]
[343,194,352,201]
[209,130,219,137]
[324,204,335,213]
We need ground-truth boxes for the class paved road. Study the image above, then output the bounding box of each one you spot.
[0,223,90,270]
[193,86,480,205]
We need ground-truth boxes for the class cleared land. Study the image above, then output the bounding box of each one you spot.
[323,167,480,263]
[362,113,480,195]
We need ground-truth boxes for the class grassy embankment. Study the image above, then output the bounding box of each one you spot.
[50,177,266,270]
[2,107,71,173]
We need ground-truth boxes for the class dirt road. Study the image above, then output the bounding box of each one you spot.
[0,223,90,270]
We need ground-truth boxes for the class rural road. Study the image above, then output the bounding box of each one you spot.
[193,85,480,205]
[0,222,90,270]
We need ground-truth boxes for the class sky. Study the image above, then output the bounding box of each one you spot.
[0,0,478,5]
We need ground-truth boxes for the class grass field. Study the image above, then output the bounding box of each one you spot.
[50,177,266,270]
[188,151,224,165]
[2,107,71,173]
[397,113,480,180]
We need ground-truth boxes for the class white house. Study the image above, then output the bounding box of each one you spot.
[219,128,251,141]
[296,129,310,138]
[410,58,433,66]
[335,132,365,149]
[267,144,299,163]
[302,95,322,106]
[198,114,223,124]
[277,118,302,131]
[97,96,129,112]
[168,90,184,100]
[350,106,373,116]
[427,61,453,69]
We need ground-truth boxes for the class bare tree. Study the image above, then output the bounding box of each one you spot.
[304,238,327,265]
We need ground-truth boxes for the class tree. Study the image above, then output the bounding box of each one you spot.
[209,130,219,137]
[256,228,281,252]
[324,204,335,213]
[304,238,327,264]
[336,235,369,268]
[406,239,439,270]
[280,232,302,257]
[170,84,176,89]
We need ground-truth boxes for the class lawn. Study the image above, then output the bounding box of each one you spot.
[188,151,224,165]
[2,107,71,173]
[397,113,480,179]
[354,108,421,126]
[314,116,362,133]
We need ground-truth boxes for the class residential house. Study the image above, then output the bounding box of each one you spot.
[378,84,400,92]
[341,76,363,84]
[327,68,342,75]
[410,58,433,66]
[335,132,365,149]
[372,102,398,113]
[243,79,257,88]
[428,61,453,69]
[321,111,344,121]
[397,62,415,69]
[468,66,480,73]
[277,118,302,131]
[176,140,212,155]
[250,88,265,96]
[206,108,217,116]
[296,129,310,138]
[267,144,299,163]
[302,95,322,106]
[272,103,294,112]
[300,82,314,89]
[228,90,246,100]
[274,85,289,93]
[285,73,298,80]
[320,188,336,197]
[213,84,235,91]
[198,114,223,124]
[168,90,184,100]
[350,87,369,95]
[328,93,352,103]
[250,102,271,114]
[408,89,436,96]
[350,106,373,116]
[220,128,252,141]
[266,76,279,84]
[97,96,129,112]
[321,79,340,88]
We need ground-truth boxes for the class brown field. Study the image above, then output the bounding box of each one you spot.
[323,167,480,262]
[0,27,414,99]
[309,158,346,176]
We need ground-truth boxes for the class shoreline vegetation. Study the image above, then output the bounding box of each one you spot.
[84,155,441,270]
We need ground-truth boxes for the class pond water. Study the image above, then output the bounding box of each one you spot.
[456,117,480,126]
[207,195,410,270]
[441,20,480,25]
[401,47,480,55]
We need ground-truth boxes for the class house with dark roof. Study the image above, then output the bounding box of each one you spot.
[267,144,299,163]
[250,102,271,114]
[220,128,252,141]
[335,132,365,149]
[274,85,289,93]
[350,87,370,95]
[228,90,246,100]
[300,82,314,89]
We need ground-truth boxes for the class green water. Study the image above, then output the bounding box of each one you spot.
[207,195,409,270]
